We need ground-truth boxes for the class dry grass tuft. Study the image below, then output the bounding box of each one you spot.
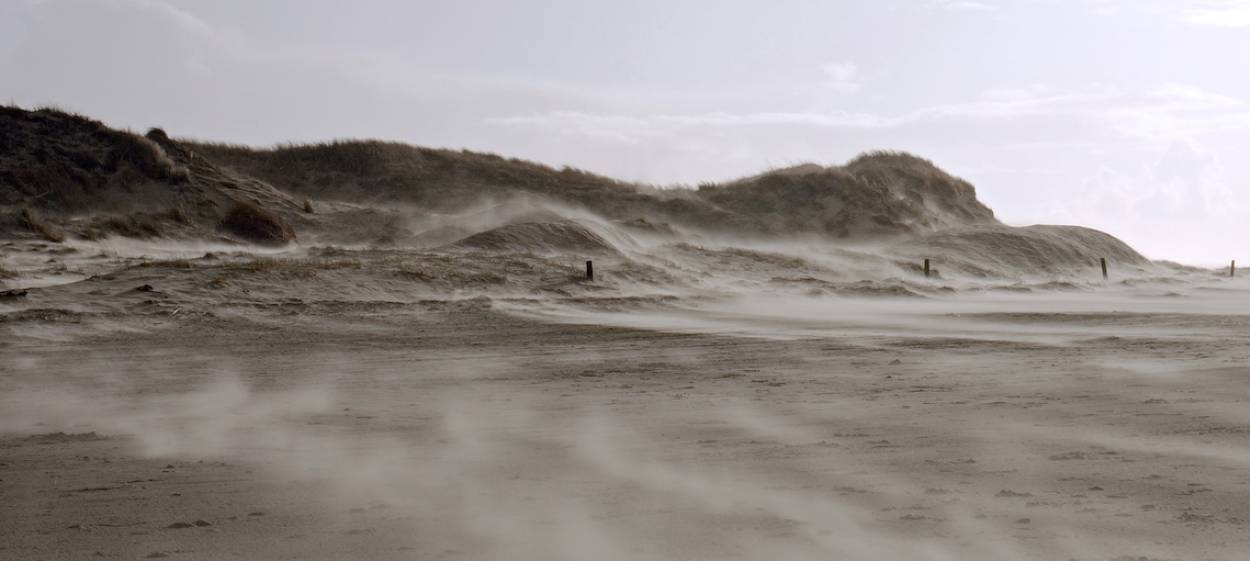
[220,200,296,245]
[19,207,66,242]
[167,205,191,225]
[113,133,189,183]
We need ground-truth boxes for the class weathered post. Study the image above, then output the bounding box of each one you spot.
[1232,260,1237,278]
[923,258,930,278]
[586,260,594,281]
[1100,257,1108,280]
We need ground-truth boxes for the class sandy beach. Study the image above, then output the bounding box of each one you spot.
[4,238,1249,561]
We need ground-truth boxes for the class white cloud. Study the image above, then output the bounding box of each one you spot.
[980,85,1053,101]
[1182,0,1250,26]
[1,0,616,145]
[1082,0,1122,16]
[821,62,861,93]
[112,0,216,37]
[1101,85,1249,141]
[1082,0,1250,27]
[489,110,902,144]
[930,0,998,11]
[491,83,1250,145]
[1036,139,1247,263]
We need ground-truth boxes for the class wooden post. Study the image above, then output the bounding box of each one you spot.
[1232,260,1236,278]
[1100,257,1108,280]
[923,258,930,278]
[586,260,594,281]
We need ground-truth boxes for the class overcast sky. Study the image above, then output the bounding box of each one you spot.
[3,0,1249,264]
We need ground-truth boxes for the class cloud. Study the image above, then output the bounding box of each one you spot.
[111,0,216,37]
[1102,85,1250,141]
[1036,139,1248,263]
[930,0,998,11]
[1082,0,1250,27]
[1182,0,1250,26]
[491,83,1249,146]
[822,62,862,93]
[1081,0,1125,16]
[489,110,902,145]
[0,0,608,147]
[979,85,1054,101]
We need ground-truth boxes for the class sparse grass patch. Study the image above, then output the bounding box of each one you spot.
[234,256,284,272]
[322,258,363,269]
[394,265,432,281]
[392,259,507,285]
[136,259,197,270]
[101,214,163,238]
[232,256,362,277]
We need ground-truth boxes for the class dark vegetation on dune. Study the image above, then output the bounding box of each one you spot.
[0,106,297,244]
[191,139,745,233]
[0,107,188,212]
[0,104,1148,275]
[189,140,998,239]
[703,154,997,238]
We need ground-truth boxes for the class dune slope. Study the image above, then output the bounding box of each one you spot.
[1,105,1148,280]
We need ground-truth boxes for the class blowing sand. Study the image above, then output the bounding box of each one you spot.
[3,239,1249,561]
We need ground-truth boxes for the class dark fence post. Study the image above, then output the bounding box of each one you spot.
[923,258,930,278]
[586,260,594,281]
[1100,257,1108,280]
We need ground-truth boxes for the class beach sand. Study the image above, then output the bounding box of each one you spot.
[3,242,1249,561]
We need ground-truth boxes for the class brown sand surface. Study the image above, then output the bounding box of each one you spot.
[3,245,1250,561]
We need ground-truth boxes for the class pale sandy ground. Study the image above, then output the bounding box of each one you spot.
[3,242,1250,561]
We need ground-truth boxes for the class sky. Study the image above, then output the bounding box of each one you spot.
[2,0,1248,265]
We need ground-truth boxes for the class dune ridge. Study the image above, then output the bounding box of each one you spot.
[1,104,1149,284]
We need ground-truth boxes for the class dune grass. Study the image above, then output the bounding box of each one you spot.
[220,200,296,245]
[19,207,65,242]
